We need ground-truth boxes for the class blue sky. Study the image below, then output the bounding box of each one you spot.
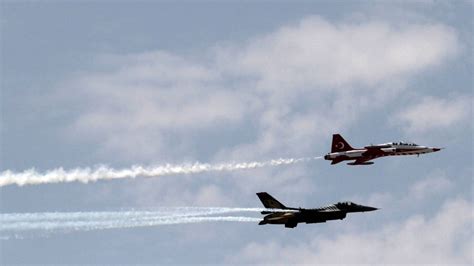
[1,1,472,264]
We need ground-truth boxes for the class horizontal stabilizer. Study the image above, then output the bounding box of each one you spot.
[347,161,374,165]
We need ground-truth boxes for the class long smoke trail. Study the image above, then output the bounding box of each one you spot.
[0,156,322,187]
[0,207,286,238]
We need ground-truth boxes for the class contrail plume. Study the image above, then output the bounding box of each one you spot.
[0,156,322,187]
[1,215,261,231]
[0,207,280,238]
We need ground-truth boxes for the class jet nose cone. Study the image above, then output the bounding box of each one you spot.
[365,206,378,212]
[433,148,442,152]
[359,206,378,212]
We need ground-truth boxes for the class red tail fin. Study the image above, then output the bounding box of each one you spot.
[331,134,354,152]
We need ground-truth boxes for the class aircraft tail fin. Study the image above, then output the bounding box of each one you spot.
[331,134,354,152]
[256,192,287,209]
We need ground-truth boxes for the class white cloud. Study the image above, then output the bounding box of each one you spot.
[66,51,259,161]
[394,95,471,134]
[229,198,473,264]
[216,17,458,161]
[221,17,458,90]
[349,170,457,215]
[410,174,453,200]
[51,16,463,207]
[62,16,459,164]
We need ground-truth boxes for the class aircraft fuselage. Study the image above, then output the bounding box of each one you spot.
[325,134,442,165]
[256,192,378,228]
[325,144,440,164]
[260,209,347,226]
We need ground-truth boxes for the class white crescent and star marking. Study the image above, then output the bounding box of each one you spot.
[336,142,345,149]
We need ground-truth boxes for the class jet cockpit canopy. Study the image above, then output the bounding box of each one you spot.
[392,142,418,146]
[336,201,354,207]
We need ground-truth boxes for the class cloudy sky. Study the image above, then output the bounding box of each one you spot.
[1,1,472,264]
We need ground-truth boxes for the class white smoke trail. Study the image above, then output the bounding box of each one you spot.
[1,215,261,231]
[1,216,262,239]
[0,156,322,187]
[0,207,293,233]
[0,207,282,238]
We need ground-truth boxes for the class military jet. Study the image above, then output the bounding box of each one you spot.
[324,134,442,165]
[257,192,377,228]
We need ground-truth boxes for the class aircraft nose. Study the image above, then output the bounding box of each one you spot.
[360,206,378,212]
[433,148,442,152]
[365,206,378,212]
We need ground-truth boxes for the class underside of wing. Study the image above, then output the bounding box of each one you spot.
[263,212,295,223]
[347,158,374,165]
[363,146,385,155]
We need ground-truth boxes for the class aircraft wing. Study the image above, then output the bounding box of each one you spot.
[262,212,297,222]
[347,158,374,165]
[363,146,396,157]
[363,145,396,156]
[364,144,391,149]
[363,146,385,154]
[261,209,298,214]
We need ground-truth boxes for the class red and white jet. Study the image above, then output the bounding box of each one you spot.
[324,134,442,165]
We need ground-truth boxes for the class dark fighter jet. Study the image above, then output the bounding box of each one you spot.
[324,134,442,165]
[257,192,377,228]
